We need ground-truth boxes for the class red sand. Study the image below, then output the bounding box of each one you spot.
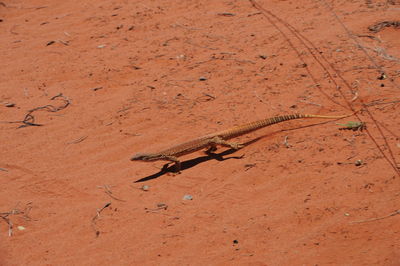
[1,0,399,265]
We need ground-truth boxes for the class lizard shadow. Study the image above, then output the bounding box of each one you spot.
[133,119,340,183]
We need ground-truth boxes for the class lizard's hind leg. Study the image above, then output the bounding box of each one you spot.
[205,143,218,154]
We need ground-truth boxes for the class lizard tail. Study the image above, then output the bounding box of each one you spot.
[217,113,351,139]
[303,113,351,119]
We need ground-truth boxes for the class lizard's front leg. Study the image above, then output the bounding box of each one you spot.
[160,155,181,173]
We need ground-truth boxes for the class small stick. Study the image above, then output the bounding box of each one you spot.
[101,185,126,202]
[355,34,382,42]
[0,215,12,236]
[253,91,266,104]
[350,209,400,224]
[145,203,168,213]
[67,136,88,145]
[217,12,236,16]
[0,202,32,236]
[196,93,216,102]
[351,91,359,102]
[299,99,322,107]
[18,93,70,128]
[91,202,111,237]
[365,99,400,107]
[57,39,69,46]
[283,136,291,148]
[172,23,202,31]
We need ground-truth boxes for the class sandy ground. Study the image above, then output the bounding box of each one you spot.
[1,0,400,265]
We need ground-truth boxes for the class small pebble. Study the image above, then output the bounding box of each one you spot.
[5,102,15,107]
[17,226,25,231]
[199,76,207,81]
[355,160,363,166]
[141,185,150,191]
[377,73,386,80]
[183,194,193,200]
[157,203,168,209]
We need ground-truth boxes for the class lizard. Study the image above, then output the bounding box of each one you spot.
[131,113,349,172]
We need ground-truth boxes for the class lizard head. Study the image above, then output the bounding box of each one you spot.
[131,153,163,162]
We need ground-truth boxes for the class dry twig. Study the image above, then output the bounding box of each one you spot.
[19,93,70,128]
[66,136,88,145]
[0,202,32,236]
[368,21,400,33]
[99,185,126,202]
[350,210,400,224]
[0,93,71,128]
[91,202,111,237]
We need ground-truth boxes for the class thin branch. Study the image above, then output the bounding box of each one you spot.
[350,210,400,224]
[91,202,111,237]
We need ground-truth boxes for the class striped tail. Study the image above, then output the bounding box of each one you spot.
[218,113,349,139]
